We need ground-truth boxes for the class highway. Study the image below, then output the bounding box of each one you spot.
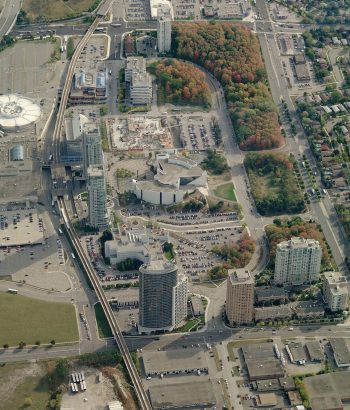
[0,0,21,38]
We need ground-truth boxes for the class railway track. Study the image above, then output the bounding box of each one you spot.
[51,2,153,408]
[58,198,152,409]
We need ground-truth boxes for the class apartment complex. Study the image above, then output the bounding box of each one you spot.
[138,260,187,334]
[70,63,107,104]
[83,122,103,176]
[157,3,172,53]
[226,269,254,326]
[125,57,152,106]
[86,165,108,230]
[274,237,322,286]
[323,271,348,312]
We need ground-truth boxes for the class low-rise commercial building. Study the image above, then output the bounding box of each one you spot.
[305,341,324,362]
[70,63,107,104]
[323,271,348,312]
[254,306,292,322]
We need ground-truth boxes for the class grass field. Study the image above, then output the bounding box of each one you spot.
[94,302,113,338]
[0,362,51,410]
[214,182,236,201]
[0,293,78,347]
[22,0,101,21]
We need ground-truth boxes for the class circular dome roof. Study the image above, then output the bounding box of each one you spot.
[0,94,41,130]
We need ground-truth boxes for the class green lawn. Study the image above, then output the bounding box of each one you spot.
[94,302,113,338]
[0,362,51,410]
[0,293,78,347]
[23,0,101,21]
[214,182,236,201]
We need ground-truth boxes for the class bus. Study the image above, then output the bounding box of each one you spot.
[58,228,63,235]
[49,154,53,161]
[7,288,18,294]
[71,253,76,259]
[111,23,121,27]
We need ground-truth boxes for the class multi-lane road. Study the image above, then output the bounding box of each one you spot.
[0,0,21,38]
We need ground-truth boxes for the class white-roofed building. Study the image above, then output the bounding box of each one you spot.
[0,94,41,131]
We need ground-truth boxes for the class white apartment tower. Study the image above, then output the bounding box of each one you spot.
[323,271,348,312]
[157,3,172,53]
[274,237,322,286]
[87,165,108,230]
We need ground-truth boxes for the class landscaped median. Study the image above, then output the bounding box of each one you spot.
[0,292,79,347]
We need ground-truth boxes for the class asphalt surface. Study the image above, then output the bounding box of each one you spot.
[0,0,21,38]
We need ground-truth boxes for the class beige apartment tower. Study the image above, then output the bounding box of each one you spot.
[226,268,254,326]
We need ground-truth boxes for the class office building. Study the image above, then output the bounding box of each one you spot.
[61,114,90,164]
[138,260,187,334]
[157,3,172,53]
[130,72,153,105]
[274,237,322,286]
[226,268,254,326]
[87,165,108,230]
[83,122,103,176]
[323,271,348,312]
[125,57,152,106]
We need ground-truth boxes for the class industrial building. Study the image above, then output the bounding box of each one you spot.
[241,343,285,381]
[138,260,187,334]
[125,57,152,106]
[274,237,322,285]
[157,3,172,53]
[0,94,41,131]
[149,381,216,409]
[142,349,207,376]
[226,268,254,326]
[86,165,108,230]
[131,153,207,205]
[70,63,107,104]
[329,338,350,368]
[304,371,350,410]
[323,271,348,312]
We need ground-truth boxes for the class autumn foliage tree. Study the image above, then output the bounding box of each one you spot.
[172,22,284,150]
[150,59,211,107]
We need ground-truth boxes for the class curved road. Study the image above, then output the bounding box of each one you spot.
[0,0,21,38]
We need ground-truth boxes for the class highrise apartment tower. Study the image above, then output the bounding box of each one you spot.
[274,237,322,285]
[226,269,254,326]
[157,3,172,53]
[139,260,187,334]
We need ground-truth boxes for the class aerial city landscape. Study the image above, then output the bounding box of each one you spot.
[1,0,350,409]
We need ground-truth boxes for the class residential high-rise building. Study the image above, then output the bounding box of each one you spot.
[83,123,103,176]
[157,3,172,53]
[138,260,187,334]
[226,268,254,326]
[87,165,108,230]
[274,237,322,285]
[323,271,348,312]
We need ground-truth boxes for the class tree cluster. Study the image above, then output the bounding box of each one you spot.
[245,153,305,216]
[150,59,211,107]
[201,149,229,175]
[172,22,283,150]
[117,258,143,271]
[210,233,255,279]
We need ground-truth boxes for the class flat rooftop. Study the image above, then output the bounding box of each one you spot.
[149,380,216,409]
[304,371,350,410]
[0,207,44,247]
[143,349,207,374]
[305,341,324,362]
[329,338,350,366]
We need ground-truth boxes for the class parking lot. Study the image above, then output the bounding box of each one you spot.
[126,0,150,20]
[179,115,217,151]
[77,35,109,62]
[172,0,200,20]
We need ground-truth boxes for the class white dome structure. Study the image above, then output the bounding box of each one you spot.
[0,94,41,131]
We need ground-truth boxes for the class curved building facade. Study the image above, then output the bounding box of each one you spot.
[0,94,41,131]
[139,260,187,334]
